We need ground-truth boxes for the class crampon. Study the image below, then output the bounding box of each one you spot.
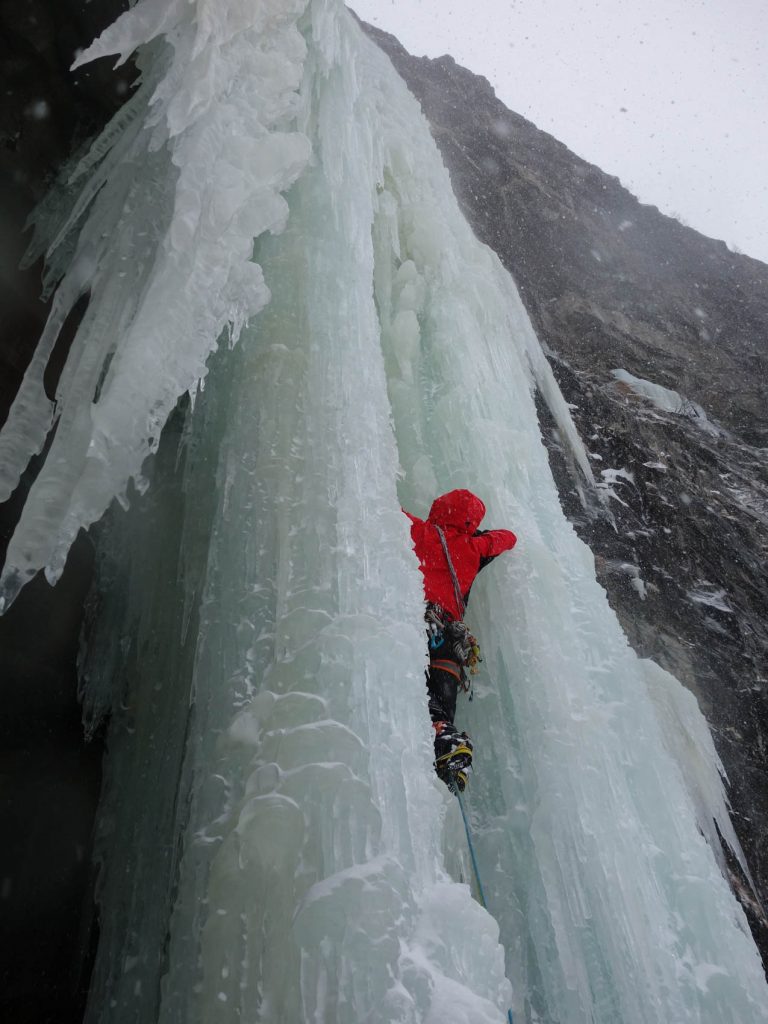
[435,733,473,793]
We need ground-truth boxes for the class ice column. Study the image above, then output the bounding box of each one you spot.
[75,2,512,1023]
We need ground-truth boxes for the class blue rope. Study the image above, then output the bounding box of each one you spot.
[456,790,515,1024]
[456,789,488,908]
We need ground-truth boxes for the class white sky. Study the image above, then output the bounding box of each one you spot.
[352,0,768,265]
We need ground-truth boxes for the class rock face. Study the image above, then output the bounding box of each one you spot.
[0,3,132,1021]
[363,21,768,956]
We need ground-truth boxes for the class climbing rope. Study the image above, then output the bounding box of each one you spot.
[434,529,513,1020]
[434,524,466,619]
[456,789,488,909]
[456,790,515,1024]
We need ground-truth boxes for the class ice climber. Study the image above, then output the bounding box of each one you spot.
[404,489,516,792]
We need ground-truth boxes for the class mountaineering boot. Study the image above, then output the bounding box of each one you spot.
[434,723,473,793]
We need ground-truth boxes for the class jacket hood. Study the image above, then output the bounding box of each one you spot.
[428,489,486,534]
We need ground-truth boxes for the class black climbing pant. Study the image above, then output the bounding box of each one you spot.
[426,631,462,728]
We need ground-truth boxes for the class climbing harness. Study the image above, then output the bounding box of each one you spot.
[427,610,479,697]
[429,658,462,681]
[426,602,447,648]
[455,789,515,1024]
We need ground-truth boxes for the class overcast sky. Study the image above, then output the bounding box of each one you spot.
[352,0,768,265]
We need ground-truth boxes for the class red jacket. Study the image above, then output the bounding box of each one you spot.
[405,489,516,620]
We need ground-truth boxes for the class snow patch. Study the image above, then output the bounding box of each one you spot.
[596,466,636,507]
[687,585,734,614]
[599,558,648,599]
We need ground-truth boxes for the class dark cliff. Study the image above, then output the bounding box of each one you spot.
[0,2,132,1021]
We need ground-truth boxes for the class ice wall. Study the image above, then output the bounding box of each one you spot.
[4,1,768,1022]
[0,0,311,605]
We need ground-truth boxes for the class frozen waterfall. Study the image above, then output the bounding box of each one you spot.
[3,0,768,1021]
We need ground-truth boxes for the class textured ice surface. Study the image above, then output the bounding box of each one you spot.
[0,0,311,605]
[8,1,768,1022]
[611,368,719,433]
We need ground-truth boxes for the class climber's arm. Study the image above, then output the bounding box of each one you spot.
[473,528,517,569]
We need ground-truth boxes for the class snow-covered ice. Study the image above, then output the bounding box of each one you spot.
[611,368,721,434]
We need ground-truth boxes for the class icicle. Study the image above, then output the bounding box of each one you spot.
[641,658,757,894]
[0,0,313,609]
